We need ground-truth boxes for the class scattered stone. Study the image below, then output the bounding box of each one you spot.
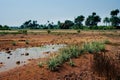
[25,53,29,56]
[7,57,10,59]
[21,53,24,56]
[16,61,20,65]
[43,51,50,54]
[6,50,11,54]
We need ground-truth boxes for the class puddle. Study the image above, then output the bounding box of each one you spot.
[0,44,65,72]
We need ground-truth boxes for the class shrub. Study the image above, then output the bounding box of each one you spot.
[25,40,29,44]
[47,41,105,71]
[38,62,43,68]
[12,41,16,46]
[47,56,60,71]
[77,30,81,33]
[47,30,51,34]
[18,30,27,34]
[47,45,81,71]
[82,41,105,53]
[103,39,111,44]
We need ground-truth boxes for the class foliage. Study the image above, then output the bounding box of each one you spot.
[47,45,81,71]
[103,39,111,44]
[47,30,51,34]
[74,15,85,27]
[20,20,39,29]
[25,40,29,44]
[77,29,81,33]
[110,9,120,28]
[47,41,105,71]
[59,20,74,29]
[103,17,110,26]
[85,12,101,27]
[18,30,27,34]
[38,62,43,68]
[47,56,60,71]
[12,41,17,46]
[0,25,10,30]
[82,41,105,53]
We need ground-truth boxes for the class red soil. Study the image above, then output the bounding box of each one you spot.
[0,32,120,80]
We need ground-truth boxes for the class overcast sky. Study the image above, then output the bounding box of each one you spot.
[0,0,120,26]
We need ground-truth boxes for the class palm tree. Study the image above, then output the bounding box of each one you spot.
[103,17,110,26]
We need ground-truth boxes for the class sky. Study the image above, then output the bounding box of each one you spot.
[0,0,120,26]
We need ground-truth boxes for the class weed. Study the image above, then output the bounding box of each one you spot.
[69,59,75,67]
[77,30,81,33]
[82,41,105,53]
[47,56,60,71]
[104,39,111,44]
[18,30,27,34]
[25,40,29,44]
[47,45,81,71]
[47,30,51,34]
[38,62,43,68]
[12,41,16,46]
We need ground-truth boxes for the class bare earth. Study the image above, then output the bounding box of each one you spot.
[0,30,120,80]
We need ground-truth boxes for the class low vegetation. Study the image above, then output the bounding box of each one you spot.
[82,41,105,53]
[47,41,105,71]
[18,30,27,34]
[47,30,51,34]
[25,40,29,44]
[38,62,44,68]
[12,41,17,46]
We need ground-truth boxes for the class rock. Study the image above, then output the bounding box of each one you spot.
[16,61,20,65]
[25,53,29,56]
[7,57,10,59]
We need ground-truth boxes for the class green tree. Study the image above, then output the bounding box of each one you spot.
[74,15,85,29]
[110,9,120,28]
[85,12,101,28]
[110,9,119,17]
[103,17,110,26]
[60,20,74,29]
[20,20,39,29]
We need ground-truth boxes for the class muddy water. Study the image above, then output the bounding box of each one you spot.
[0,44,65,72]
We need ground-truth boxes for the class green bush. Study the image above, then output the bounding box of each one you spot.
[25,40,29,44]
[47,41,105,71]
[47,57,60,71]
[47,30,51,34]
[12,41,17,46]
[82,41,105,53]
[38,62,43,68]
[77,30,81,33]
[47,45,81,71]
[103,39,111,44]
[18,30,27,34]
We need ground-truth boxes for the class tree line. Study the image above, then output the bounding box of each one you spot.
[0,9,120,30]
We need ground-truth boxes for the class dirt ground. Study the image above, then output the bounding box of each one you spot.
[0,30,120,80]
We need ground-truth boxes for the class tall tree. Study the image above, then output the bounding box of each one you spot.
[85,12,101,27]
[74,15,85,26]
[110,9,119,17]
[110,9,120,28]
[20,20,39,29]
[60,20,74,29]
[103,17,110,26]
